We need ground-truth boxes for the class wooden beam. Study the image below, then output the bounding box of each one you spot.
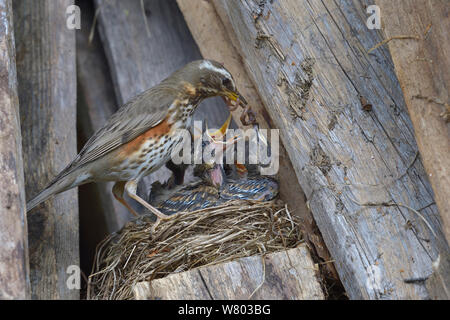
[176,0,340,286]
[213,0,447,299]
[0,0,30,299]
[134,245,324,300]
[375,0,450,299]
[13,0,79,299]
[375,0,450,245]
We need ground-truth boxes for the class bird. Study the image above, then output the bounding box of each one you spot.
[150,163,279,216]
[149,115,279,216]
[26,59,247,222]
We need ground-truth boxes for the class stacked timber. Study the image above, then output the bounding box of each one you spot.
[0,0,447,301]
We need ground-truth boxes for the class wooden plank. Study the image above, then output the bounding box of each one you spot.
[213,0,447,299]
[134,245,324,300]
[134,272,212,300]
[176,0,340,287]
[375,0,450,299]
[94,0,232,203]
[76,0,132,234]
[0,0,30,299]
[13,0,79,299]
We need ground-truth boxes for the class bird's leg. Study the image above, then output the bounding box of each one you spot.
[124,180,173,220]
[112,181,140,217]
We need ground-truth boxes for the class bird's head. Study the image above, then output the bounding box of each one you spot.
[172,59,247,107]
[193,113,244,188]
[194,162,226,189]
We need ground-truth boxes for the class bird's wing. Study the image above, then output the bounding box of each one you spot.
[58,87,177,178]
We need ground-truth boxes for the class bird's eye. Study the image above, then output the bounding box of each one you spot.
[222,78,232,87]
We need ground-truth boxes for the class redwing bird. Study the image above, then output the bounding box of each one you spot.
[27,60,247,221]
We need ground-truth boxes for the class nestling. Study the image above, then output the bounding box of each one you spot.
[150,115,278,216]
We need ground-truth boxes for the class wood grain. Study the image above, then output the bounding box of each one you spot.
[213,0,447,299]
[0,0,30,299]
[134,246,324,300]
[13,0,79,299]
[376,0,450,299]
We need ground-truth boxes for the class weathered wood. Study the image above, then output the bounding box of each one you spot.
[425,249,450,299]
[134,272,211,300]
[0,0,30,299]
[177,0,340,285]
[213,0,447,299]
[13,0,79,299]
[375,0,449,244]
[94,0,232,204]
[134,246,324,300]
[76,0,131,234]
[375,0,450,299]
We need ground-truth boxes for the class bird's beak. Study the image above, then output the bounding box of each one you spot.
[205,113,242,152]
[208,163,225,188]
[223,89,248,106]
[208,113,232,138]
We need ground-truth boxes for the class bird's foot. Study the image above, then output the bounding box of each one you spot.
[150,212,180,233]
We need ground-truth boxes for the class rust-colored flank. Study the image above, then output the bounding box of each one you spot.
[118,117,172,157]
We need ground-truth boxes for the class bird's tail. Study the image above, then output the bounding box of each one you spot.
[26,171,86,212]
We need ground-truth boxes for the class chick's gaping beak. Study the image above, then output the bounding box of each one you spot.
[207,164,225,188]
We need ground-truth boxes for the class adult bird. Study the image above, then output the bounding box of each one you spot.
[27,60,247,222]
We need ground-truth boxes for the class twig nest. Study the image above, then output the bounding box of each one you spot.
[87,199,302,300]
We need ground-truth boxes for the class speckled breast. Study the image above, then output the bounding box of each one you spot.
[107,104,195,181]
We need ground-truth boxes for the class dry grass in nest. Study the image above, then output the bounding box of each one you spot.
[87,199,302,300]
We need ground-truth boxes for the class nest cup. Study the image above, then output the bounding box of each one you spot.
[87,199,302,300]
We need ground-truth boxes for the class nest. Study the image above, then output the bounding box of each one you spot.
[87,199,302,300]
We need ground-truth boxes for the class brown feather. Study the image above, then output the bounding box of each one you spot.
[52,85,178,182]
